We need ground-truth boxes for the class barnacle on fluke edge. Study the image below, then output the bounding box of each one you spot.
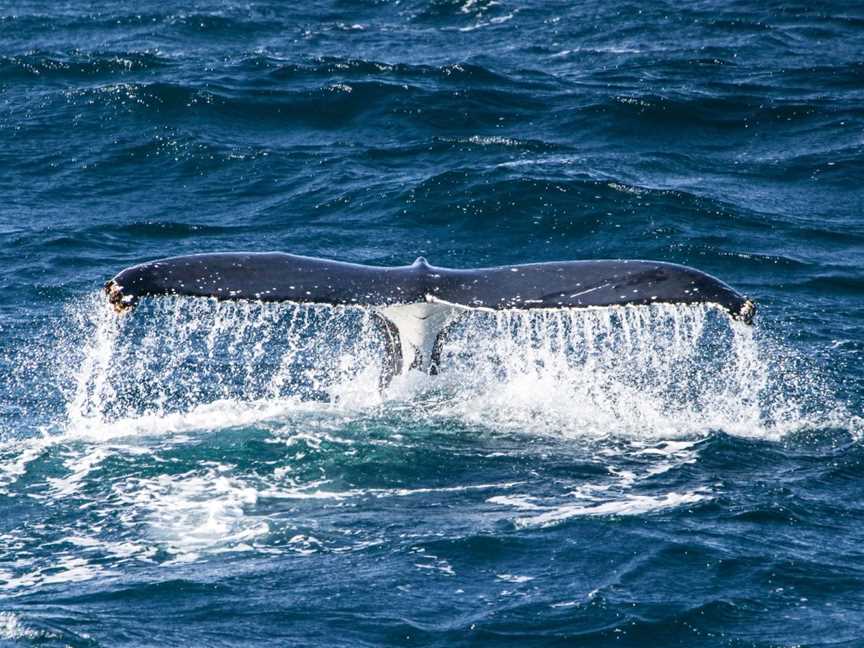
[104,280,136,313]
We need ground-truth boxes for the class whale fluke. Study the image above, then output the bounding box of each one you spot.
[104,253,755,381]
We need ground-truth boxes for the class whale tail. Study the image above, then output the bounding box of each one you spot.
[377,300,467,376]
[104,253,755,385]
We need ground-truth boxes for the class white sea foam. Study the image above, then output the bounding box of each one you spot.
[0,551,121,592]
[113,468,269,561]
[486,495,543,510]
[47,447,109,497]
[459,12,514,31]
[485,436,708,528]
[496,573,534,583]
[258,480,522,501]
[67,397,328,442]
[39,555,120,585]
[0,438,51,495]
[514,490,708,529]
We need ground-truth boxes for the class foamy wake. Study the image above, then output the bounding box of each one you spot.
[0,429,716,592]
[501,439,709,529]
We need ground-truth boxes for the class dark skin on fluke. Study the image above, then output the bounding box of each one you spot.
[104,252,755,322]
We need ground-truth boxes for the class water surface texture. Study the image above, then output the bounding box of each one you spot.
[1,1,863,646]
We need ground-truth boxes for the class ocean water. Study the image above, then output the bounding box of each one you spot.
[1,0,863,645]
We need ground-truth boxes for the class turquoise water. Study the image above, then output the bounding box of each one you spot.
[1,1,863,645]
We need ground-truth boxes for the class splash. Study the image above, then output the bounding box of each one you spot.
[429,303,799,439]
[55,294,849,442]
[61,294,389,438]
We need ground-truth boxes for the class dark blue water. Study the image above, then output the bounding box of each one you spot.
[1,1,863,645]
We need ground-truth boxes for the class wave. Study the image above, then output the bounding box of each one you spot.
[572,93,863,132]
[0,10,278,34]
[411,0,512,22]
[400,166,764,231]
[55,79,542,130]
[50,79,860,132]
[359,136,564,162]
[802,273,864,295]
[257,57,523,88]
[0,50,170,80]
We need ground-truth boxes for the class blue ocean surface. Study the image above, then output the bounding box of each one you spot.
[1,1,863,645]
